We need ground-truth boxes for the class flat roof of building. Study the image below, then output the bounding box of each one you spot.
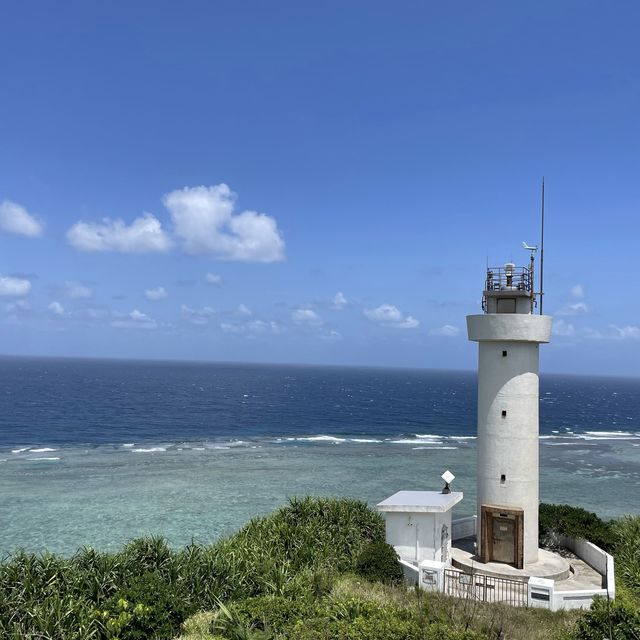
[377,490,463,513]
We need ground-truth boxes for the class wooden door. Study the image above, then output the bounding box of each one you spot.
[491,515,516,564]
[480,505,524,569]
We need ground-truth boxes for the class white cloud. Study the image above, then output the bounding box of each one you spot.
[111,309,157,330]
[64,281,92,299]
[70,306,111,323]
[235,304,252,317]
[6,299,30,313]
[0,274,31,296]
[429,324,460,337]
[292,308,322,325]
[48,301,66,316]
[164,184,285,262]
[582,324,640,341]
[552,319,575,337]
[557,284,589,316]
[181,304,215,326]
[557,301,589,316]
[0,200,43,237]
[608,325,640,340]
[570,284,584,300]
[248,320,280,334]
[570,302,588,313]
[331,292,348,310]
[205,272,223,285]
[221,319,281,335]
[130,309,149,321]
[67,213,172,253]
[145,286,168,301]
[364,304,419,329]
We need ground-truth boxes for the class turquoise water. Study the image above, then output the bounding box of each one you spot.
[0,357,638,556]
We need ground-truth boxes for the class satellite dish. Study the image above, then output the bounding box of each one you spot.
[441,470,455,494]
[441,470,455,484]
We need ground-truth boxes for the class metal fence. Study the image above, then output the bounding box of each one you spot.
[444,568,528,607]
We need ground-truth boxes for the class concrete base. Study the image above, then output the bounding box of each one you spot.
[554,556,603,592]
[451,537,571,582]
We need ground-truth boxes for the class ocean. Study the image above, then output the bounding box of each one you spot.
[1,356,638,557]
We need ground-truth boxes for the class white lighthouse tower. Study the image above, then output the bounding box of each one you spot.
[466,255,551,568]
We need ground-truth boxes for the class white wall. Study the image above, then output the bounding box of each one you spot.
[467,313,552,566]
[552,589,609,611]
[530,537,615,610]
[560,536,614,598]
[452,515,477,540]
[385,511,453,564]
[467,314,552,343]
[399,559,419,585]
[477,339,541,563]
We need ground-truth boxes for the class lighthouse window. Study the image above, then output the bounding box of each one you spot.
[500,474,506,484]
[501,410,507,418]
[502,350,507,357]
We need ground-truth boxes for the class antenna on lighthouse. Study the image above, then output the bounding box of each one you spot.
[522,241,537,313]
[539,178,545,315]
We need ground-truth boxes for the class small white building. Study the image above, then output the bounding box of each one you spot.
[377,490,462,564]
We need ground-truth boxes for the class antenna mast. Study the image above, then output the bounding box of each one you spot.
[539,178,545,315]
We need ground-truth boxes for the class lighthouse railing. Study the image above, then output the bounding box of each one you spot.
[485,265,533,292]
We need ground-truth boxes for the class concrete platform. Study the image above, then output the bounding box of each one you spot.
[451,537,571,582]
[554,555,604,591]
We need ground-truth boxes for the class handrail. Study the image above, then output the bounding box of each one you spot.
[485,266,532,293]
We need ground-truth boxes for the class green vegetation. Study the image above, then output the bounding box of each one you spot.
[354,541,404,586]
[539,503,615,551]
[0,498,638,639]
[611,516,640,604]
[0,497,382,639]
[538,504,640,640]
[572,597,640,640]
[176,576,581,640]
[539,503,640,598]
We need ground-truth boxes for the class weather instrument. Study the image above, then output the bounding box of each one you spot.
[441,470,455,494]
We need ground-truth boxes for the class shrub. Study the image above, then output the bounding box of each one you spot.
[230,595,315,635]
[539,503,614,551]
[287,598,487,640]
[119,536,176,578]
[73,546,122,604]
[611,515,640,603]
[0,497,385,638]
[355,542,404,586]
[0,551,98,638]
[572,596,640,640]
[99,571,192,639]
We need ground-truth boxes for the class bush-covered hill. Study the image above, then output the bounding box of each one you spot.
[0,498,638,639]
[0,497,383,638]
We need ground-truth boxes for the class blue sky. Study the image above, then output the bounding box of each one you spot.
[1,1,639,375]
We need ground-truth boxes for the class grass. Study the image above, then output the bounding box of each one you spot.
[611,516,640,606]
[176,575,584,640]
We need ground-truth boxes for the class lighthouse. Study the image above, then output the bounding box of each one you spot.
[466,256,551,568]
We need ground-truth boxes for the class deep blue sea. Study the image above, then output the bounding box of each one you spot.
[1,356,639,556]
